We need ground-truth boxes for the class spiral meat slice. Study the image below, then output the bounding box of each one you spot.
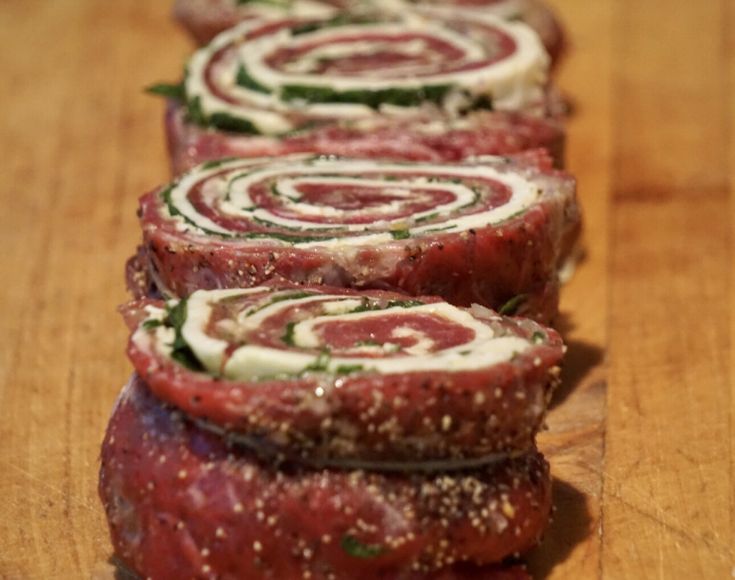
[173,0,565,67]
[132,155,578,323]
[183,10,549,136]
[122,284,563,464]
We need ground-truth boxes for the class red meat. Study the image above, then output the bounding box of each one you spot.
[99,376,552,579]
[165,103,566,175]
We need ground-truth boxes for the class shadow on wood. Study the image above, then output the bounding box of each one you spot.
[90,557,138,580]
[525,478,592,578]
[549,311,604,409]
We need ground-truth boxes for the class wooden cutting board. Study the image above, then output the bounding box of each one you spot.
[0,1,732,578]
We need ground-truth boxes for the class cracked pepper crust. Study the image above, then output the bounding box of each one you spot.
[100,376,551,579]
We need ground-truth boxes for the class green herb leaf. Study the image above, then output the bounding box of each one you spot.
[387,299,423,308]
[292,14,377,35]
[171,348,205,371]
[498,294,528,316]
[185,95,207,126]
[236,64,271,94]
[161,186,180,216]
[281,84,452,110]
[500,209,526,223]
[390,229,411,240]
[164,299,205,372]
[200,157,240,170]
[335,364,364,375]
[282,322,296,346]
[145,82,185,100]
[166,299,188,332]
[303,349,331,373]
[415,212,439,224]
[209,112,261,135]
[340,535,386,559]
[142,319,163,330]
[531,331,546,344]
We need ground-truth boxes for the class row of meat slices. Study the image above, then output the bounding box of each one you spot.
[99,2,577,579]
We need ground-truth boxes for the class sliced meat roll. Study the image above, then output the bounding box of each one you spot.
[173,0,565,67]
[131,155,579,323]
[157,8,564,172]
[122,284,564,465]
[165,103,565,174]
[100,376,552,579]
[184,11,549,133]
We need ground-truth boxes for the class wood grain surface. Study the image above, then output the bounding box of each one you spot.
[0,1,732,578]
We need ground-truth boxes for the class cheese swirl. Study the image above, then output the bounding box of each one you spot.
[160,156,542,248]
[135,288,533,381]
[184,9,549,134]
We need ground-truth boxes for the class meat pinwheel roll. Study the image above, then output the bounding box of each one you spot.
[100,376,551,579]
[173,0,565,67]
[166,105,565,175]
[155,9,565,173]
[128,155,579,323]
[101,284,560,577]
[121,284,564,465]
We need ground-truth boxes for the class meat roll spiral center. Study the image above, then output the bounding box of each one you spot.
[136,288,535,381]
[185,10,549,134]
[163,157,541,247]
